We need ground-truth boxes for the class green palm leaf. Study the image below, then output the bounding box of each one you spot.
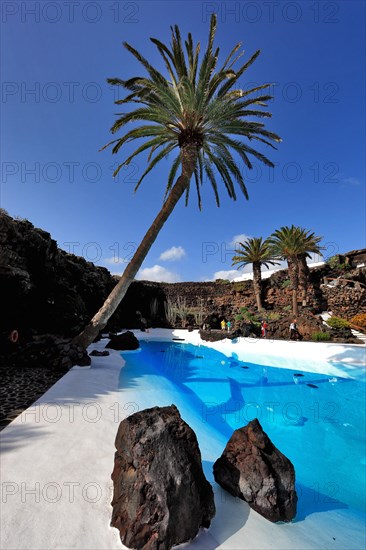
[104,13,280,205]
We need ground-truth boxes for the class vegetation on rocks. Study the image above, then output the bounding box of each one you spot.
[311,331,331,342]
[351,313,366,328]
[326,316,351,329]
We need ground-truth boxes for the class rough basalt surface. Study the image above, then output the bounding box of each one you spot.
[105,331,139,351]
[1,212,365,343]
[213,419,297,522]
[267,312,361,343]
[199,329,245,342]
[267,313,327,341]
[111,405,215,550]
[89,349,110,357]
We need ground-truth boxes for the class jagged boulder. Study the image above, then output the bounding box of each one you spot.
[105,331,139,351]
[213,419,297,522]
[89,349,110,357]
[111,405,215,550]
[199,329,229,342]
[199,328,247,342]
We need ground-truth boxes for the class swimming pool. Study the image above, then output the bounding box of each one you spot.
[119,340,366,518]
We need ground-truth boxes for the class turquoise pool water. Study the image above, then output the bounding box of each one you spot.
[119,341,366,517]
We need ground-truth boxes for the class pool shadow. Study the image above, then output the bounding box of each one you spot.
[325,343,366,364]
[201,460,349,541]
[119,342,242,440]
[0,423,53,453]
[119,340,363,526]
[119,342,203,391]
[295,482,348,521]
[199,459,250,549]
[118,341,358,456]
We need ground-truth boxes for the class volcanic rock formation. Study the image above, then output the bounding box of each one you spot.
[213,418,297,522]
[111,405,215,550]
[105,331,139,351]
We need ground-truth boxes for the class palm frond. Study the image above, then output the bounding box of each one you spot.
[104,13,280,207]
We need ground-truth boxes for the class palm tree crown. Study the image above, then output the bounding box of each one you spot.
[269,225,324,314]
[232,237,279,310]
[105,14,281,208]
[270,225,323,263]
[232,237,279,270]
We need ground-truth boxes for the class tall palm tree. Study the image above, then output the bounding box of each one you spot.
[232,237,279,310]
[269,226,303,316]
[73,15,281,348]
[296,229,324,305]
[269,226,323,315]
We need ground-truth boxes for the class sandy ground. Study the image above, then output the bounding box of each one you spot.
[1,330,365,550]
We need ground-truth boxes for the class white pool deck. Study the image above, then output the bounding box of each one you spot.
[1,330,365,550]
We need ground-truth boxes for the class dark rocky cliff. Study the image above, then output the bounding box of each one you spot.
[0,212,115,338]
[1,212,365,344]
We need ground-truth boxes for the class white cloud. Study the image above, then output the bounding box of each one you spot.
[213,269,239,282]
[102,256,128,265]
[209,255,325,283]
[230,233,251,251]
[159,246,186,262]
[136,265,181,283]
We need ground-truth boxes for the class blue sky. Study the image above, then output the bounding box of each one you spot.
[1,0,365,282]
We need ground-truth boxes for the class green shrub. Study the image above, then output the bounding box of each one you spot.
[215,278,231,284]
[239,307,262,323]
[235,309,261,328]
[233,281,250,291]
[281,279,291,289]
[327,316,350,329]
[267,311,281,321]
[283,305,292,312]
[311,331,331,342]
[326,255,341,269]
[351,313,366,328]
[326,255,351,272]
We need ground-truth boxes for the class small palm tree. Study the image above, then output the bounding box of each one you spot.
[269,225,323,315]
[73,15,281,348]
[232,237,278,310]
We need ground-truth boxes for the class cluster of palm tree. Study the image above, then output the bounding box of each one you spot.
[232,226,324,315]
[73,14,281,348]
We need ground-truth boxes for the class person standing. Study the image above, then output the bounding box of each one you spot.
[227,320,231,332]
[220,319,226,331]
[261,320,268,338]
[289,319,300,340]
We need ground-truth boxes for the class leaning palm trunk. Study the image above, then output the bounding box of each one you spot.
[298,253,309,306]
[287,257,299,316]
[73,16,281,349]
[73,147,197,348]
[252,262,263,310]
